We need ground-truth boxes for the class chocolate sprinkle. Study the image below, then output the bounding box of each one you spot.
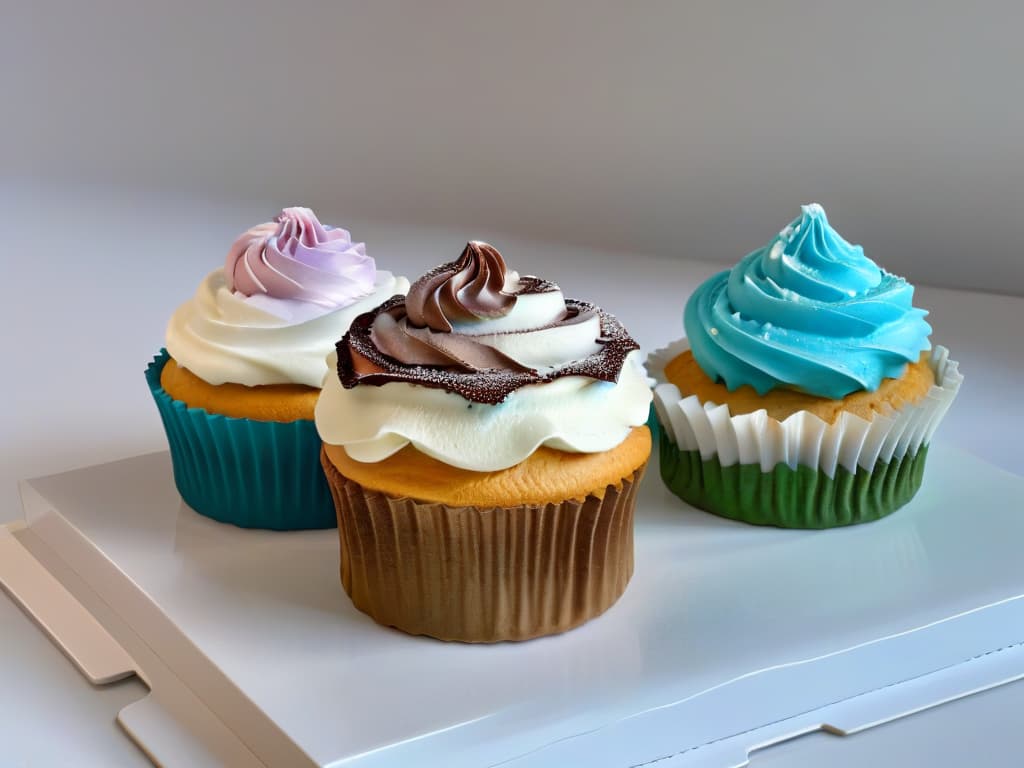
[515,275,559,295]
[335,295,640,405]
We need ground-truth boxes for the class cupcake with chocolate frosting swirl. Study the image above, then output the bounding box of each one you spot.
[315,241,653,642]
[147,207,409,530]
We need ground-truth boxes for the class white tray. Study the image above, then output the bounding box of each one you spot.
[2,441,1023,767]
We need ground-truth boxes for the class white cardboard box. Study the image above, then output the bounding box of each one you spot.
[2,441,1023,767]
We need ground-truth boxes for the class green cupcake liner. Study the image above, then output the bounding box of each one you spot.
[658,434,929,529]
[145,349,335,530]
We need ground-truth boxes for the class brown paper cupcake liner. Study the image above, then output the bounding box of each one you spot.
[321,448,646,642]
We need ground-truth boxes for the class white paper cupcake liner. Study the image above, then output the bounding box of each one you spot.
[647,339,962,478]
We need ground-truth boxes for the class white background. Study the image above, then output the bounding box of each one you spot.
[3,1,1023,295]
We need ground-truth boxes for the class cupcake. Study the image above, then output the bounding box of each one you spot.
[651,204,962,528]
[147,207,409,530]
[315,241,652,642]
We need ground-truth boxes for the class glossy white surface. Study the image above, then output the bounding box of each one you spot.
[663,639,1024,767]
[0,583,150,766]
[0,525,136,685]
[750,675,1024,768]
[2,185,1023,766]
[14,440,1024,767]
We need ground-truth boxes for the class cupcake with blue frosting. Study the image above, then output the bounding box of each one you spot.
[650,204,962,528]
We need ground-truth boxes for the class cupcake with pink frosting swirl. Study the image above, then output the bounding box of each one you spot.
[226,207,378,317]
[146,207,409,530]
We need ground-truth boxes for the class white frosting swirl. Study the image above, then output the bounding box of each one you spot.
[166,270,409,388]
[315,349,652,471]
[317,241,651,470]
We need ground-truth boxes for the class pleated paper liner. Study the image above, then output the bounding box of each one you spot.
[660,437,929,528]
[321,447,647,642]
[648,340,963,529]
[146,349,336,530]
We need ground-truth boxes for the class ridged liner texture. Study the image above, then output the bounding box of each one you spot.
[146,349,335,530]
[647,339,962,528]
[321,447,646,642]
[649,340,962,475]
[660,437,929,528]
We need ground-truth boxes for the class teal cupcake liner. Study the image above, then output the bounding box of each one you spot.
[145,349,335,530]
[659,434,928,528]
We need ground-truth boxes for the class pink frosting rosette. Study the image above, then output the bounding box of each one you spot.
[225,207,376,309]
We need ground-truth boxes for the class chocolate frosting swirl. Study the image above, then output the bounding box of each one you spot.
[335,242,639,405]
[406,241,518,332]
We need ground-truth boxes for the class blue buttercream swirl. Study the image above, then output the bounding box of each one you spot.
[684,204,932,399]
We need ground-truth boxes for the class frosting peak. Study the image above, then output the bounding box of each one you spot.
[315,240,652,470]
[337,241,638,405]
[763,203,882,301]
[406,241,517,332]
[225,207,376,310]
[168,207,409,388]
[685,204,932,399]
